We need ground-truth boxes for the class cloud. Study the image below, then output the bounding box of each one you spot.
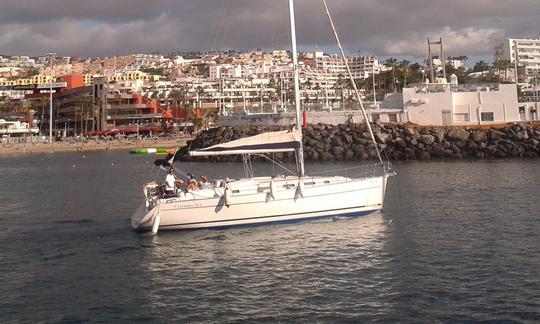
[0,0,537,58]
[381,27,505,57]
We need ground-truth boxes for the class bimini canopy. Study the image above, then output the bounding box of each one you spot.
[189,130,301,156]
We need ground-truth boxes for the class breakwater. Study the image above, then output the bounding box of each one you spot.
[179,123,540,162]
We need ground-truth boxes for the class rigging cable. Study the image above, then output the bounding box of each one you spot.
[321,0,385,168]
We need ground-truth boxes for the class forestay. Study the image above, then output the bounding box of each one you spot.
[189,129,301,156]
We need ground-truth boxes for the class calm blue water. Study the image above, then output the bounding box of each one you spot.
[1,151,539,322]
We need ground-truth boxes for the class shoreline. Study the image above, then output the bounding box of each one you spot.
[0,137,188,157]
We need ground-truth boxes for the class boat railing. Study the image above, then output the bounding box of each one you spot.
[307,162,391,180]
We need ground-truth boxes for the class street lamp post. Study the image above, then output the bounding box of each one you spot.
[513,40,519,84]
[47,53,56,143]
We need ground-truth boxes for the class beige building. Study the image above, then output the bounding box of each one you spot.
[0,75,53,86]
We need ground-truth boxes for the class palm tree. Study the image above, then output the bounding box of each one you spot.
[493,58,511,82]
[334,74,346,107]
[473,60,489,73]
[384,57,398,92]
[168,89,181,108]
[313,83,321,104]
[195,86,205,108]
[80,96,94,134]
[399,59,411,88]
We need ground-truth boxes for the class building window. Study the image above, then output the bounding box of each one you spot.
[481,112,494,121]
[388,114,398,123]
[454,113,469,122]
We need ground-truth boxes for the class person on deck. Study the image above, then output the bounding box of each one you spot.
[165,168,182,196]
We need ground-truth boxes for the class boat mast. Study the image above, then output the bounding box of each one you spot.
[321,0,384,166]
[288,0,305,177]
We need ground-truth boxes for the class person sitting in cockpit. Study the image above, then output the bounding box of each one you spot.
[187,179,198,191]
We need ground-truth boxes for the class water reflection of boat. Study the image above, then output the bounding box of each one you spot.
[131,0,394,233]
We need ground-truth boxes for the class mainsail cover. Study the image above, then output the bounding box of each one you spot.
[189,129,301,156]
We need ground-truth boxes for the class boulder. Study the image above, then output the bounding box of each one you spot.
[420,134,435,145]
[395,137,407,148]
[489,129,506,141]
[515,131,529,141]
[471,131,487,143]
[376,132,393,144]
[405,127,418,137]
[467,141,479,151]
[434,129,446,143]
[448,128,470,142]
[331,137,344,147]
[342,133,353,145]
[332,146,345,156]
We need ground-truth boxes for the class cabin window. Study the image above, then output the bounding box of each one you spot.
[481,112,494,121]
[388,114,398,123]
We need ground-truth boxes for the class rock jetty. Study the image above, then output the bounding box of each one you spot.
[179,122,540,162]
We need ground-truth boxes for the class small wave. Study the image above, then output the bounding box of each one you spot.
[112,246,140,253]
[203,234,227,241]
[41,251,78,261]
[53,219,95,225]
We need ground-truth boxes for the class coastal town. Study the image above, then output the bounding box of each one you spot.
[3,1,540,323]
[1,37,539,156]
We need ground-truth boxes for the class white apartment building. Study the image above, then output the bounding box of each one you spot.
[209,59,292,80]
[402,84,521,126]
[447,58,465,70]
[495,38,540,76]
[307,51,379,79]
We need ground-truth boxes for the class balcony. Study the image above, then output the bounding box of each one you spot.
[109,104,148,110]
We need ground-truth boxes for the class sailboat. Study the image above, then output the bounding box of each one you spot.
[131,0,394,233]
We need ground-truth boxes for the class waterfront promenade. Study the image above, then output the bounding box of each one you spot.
[0,137,188,156]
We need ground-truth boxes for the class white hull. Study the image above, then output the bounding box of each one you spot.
[132,174,389,232]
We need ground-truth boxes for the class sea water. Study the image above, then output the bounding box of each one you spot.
[0,151,539,322]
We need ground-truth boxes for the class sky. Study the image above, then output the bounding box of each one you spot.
[0,0,539,63]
